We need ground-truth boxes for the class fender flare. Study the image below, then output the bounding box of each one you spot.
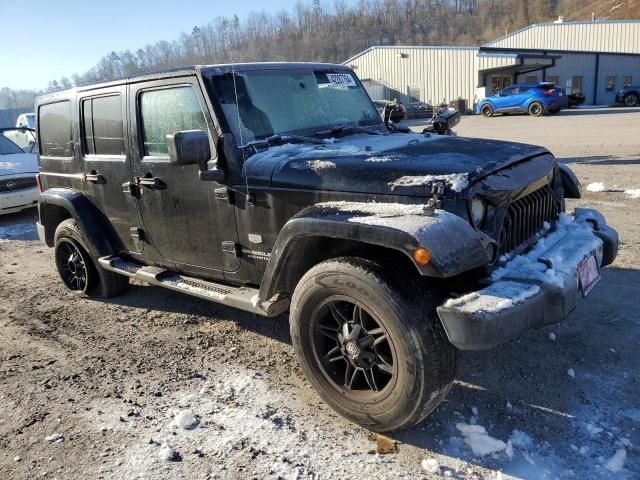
[258,202,489,300]
[558,163,581,199]
[38,188,114,257]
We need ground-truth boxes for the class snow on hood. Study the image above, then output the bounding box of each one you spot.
[0,153,38,176]
[244,132,549,196]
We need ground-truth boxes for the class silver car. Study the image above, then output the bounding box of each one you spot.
[0,128,39,215]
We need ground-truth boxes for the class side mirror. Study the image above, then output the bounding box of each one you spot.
[166,130,211,166]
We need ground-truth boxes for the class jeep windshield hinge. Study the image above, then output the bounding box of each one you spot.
[122,181,139,197]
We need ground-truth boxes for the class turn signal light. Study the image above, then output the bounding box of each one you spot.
[412,247,431,265]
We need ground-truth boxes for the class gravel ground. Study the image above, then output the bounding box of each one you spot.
[1,109,639,480]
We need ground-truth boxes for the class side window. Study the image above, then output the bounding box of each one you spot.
[139,86,207,157]
[606,75,616,92]
[39,101,72,157]
[82,95,125,156]
[518,87,530,94]
[501,87,514,96]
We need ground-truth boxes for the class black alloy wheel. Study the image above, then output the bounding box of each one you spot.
[310,297,395,398]
[55,238,91,292]
[624,94,639,107]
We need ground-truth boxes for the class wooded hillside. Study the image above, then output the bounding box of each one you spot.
[1,0,638,107]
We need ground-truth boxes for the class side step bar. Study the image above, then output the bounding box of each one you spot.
[98,255,289,317]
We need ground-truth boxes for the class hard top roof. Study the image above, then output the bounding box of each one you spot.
[37,62,350,102]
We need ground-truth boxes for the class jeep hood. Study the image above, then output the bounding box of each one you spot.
[244,133,549,196]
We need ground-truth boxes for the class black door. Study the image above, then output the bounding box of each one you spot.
[128,77,239,275]
[79,87,141,253]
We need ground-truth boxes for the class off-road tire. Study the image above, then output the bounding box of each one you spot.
[623,93,639,107]
[290,257,456,432]
[480,104,494,117]
[528,101,544,117]
[54,219,128,297]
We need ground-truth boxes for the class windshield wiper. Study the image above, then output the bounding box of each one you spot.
[314,123,383,137]
[240,134,324,150]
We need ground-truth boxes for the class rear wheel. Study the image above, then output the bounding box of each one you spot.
[54,219,128,297]
[528,101,544,117]
[623,93,639,107]
[290,257,456,432]
[480,104,494,117]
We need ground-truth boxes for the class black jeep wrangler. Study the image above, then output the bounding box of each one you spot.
[35,63,618,432]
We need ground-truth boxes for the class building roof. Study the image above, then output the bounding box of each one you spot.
[483,20,640,55]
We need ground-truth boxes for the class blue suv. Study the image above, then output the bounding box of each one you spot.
[476,83,567,117]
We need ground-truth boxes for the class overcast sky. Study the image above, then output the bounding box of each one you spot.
[1,0,304,91]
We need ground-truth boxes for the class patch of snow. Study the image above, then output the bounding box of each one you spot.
[567,368,575,378]
[456,423,507,456]
[471,406,479,416]
[0,221,37,241]
[586,182,611,192]
[506,401,513,411]
[308,160,336,170]
[421,458,440,474]
[548,332,556,341]
[444,281,540,316]
[13,456,21,462]
[604,448,626,472]
[390,173,469,192]
[508,429,533,448]
[250,294,260,308]
[173,410,199,430]
[158,444,181,462]
[625,188,640,199]
[364,156,394,163]
[0,161,20,170]
[585,423,602,436]
[46,433,64,443]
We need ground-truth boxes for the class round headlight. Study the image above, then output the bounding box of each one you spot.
[471,197,487,227]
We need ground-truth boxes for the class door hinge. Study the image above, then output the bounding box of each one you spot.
[214,187,234,204]
[122,181,139,197]
[221,241,240,257]
[129,227,144,241]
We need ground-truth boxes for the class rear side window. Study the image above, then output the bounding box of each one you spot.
[82,95,125,156]
[39,101,72,157]
[139,86,207,157]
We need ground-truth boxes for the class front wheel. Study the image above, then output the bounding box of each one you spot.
[480,104,494,117]
[290,257,456,432]
[624,93,639,107]
[528,101,544,117]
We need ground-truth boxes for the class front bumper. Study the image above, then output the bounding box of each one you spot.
[0,187,38,215]
[437,208,618,350]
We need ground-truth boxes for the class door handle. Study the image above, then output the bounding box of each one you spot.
[85,171,106,184]
[136,176,167,190]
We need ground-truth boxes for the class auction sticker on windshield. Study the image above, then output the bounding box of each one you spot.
[326,73,356,88]
[578,254,601,297]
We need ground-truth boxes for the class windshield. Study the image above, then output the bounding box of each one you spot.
[26,114,36,128]
[0,133,25,155]
[0,129,37,153]
[204,68,382,144]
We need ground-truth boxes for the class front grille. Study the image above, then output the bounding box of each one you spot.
[499,185,560,254]
[0,176,37,193]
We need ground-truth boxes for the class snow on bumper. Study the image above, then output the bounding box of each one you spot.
[437,208,619,350]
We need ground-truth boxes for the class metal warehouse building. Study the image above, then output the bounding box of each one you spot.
[344,20,640,109]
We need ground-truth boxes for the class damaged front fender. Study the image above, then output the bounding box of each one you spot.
[258,201,489,300]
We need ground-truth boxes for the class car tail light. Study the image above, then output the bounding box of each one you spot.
[36,173,42,193]
[543,89,555,96]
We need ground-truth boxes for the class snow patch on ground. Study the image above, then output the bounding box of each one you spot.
[456,423,507,456]
[586,182,640,199]
[604,448,627,472]
[390,172,469,192]
[0,220,37,241]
